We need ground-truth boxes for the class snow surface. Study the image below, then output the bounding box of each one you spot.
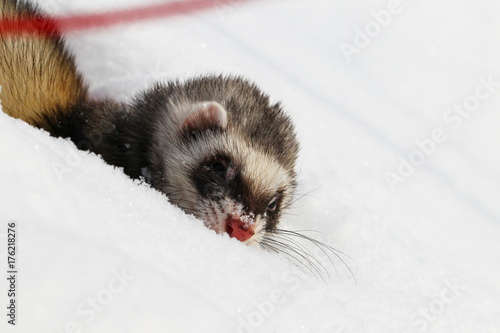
[1,0,500,332]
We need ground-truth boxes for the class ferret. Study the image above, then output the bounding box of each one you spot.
[0,0,299,247]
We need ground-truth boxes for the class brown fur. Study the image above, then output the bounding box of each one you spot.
[0,0,87,129]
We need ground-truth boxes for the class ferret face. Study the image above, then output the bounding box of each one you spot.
[152,98,297,247]
[188,139,294,246]
[163,129,295,246]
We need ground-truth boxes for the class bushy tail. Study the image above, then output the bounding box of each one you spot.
[0,0,87,129]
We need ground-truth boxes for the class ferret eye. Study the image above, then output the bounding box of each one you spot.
[211,161,227,178]
[267,198,278,212]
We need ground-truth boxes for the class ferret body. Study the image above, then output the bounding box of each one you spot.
[0,0,299,246]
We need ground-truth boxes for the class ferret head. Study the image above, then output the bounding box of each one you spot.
[147,77,299,247]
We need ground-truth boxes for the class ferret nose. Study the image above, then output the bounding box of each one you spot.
[226,218,255,242]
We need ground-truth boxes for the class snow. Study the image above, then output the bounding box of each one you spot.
[1,0,500,332]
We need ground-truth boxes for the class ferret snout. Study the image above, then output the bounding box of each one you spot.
[225,216,255,242]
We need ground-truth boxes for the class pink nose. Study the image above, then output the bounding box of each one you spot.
[226,218,255,242]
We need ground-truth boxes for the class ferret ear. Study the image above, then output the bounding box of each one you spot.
[181,102,228,134]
